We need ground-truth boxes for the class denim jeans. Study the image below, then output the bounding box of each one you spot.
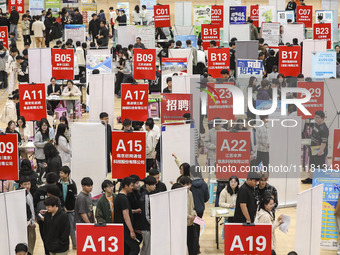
[68,211,76,248]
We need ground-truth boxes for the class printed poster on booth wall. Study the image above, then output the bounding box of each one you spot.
[312,51,336,79]
[277,10,295,25]
[258,6,276,27]
[86,55,111,77]
[29,0,44,15]
[44,0,61,17]
[261,22,280,47]
[237,59,263,80]
[82,3,97,24]
[193,5,211,35]
[229,6,246,24]
[161,93,192,123]
[117,2,130,22]
[161,57,187,91]
[313,169,340,250]
[174,35,197,48]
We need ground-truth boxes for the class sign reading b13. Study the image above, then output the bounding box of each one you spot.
[112,131,146,179]
[208,48,230,78]
[201,24,220,50]
[224,224,272,255]
[0,26,8,49]
[134,49,156,80]
[19,83,47,121]
[314,23,332,49]
[0,134,19,181]
[77,224,124,254]
[52,48,74,80]
[154,5,170,28]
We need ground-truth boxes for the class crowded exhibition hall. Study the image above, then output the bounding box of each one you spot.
[1,0,340,254]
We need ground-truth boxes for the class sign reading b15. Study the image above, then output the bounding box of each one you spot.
[77,224,124,254]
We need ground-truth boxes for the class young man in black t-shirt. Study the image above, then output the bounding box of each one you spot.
[302,110,329,184]
[114,177,140,254]
[234,172,260,223]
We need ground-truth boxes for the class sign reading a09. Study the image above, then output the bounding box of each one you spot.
[55,54,72,62]
[0,142,14,154]
[298,8,310,15]
[211,9,222,16]
[136,53,153,62]
[281,51,298,59]
[315,27,329,35]
[156,8,168,15]
[210,53,228,62]
[203,28,218,36]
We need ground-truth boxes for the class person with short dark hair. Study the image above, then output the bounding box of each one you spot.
[88,13,100,43]
[317,15,324,23]
[234,172,260,223]
[22,14,31,46]
[145,118,157,172]
[114,177,140,254]
[134,37,145,49]
[97,20,109,47]
[255,172,278,209]
[42,143,62,176]
[57,166,77,249]
[210,40,217,48]
[147,168,167,193]
[15,243,30,255]
[9,6,19,41]
[138,176,157,255]
[286,0,297,13]
[248,18,259,40]
[32,15,45,48]
[43,196,70,254]
[257,79,270,100]
[72,8,83,24]
[302,110,329,184]
[175,40,182,49]
[95,180,116,223]
[0,43,8,89]
[6,46,18,96]
[122,118,133,131]
[74,177,94,224]
[100,112,112,173]
[117,9,127,26]
[141,5,148,25]
[163,77,172,93]
[16,55,29,83]
[47,77,61,111]
[44,12,52,47]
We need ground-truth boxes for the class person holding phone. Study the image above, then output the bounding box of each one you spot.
[61,80,81,116]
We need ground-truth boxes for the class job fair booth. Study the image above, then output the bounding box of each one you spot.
[1,0,340,254]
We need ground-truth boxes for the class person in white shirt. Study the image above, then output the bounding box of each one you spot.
[145,119,157,172]
[61,80,82,115]
[32,15,45,48]
[132,5,142,25]
[141,5,148,25]
[0,94,18,124]
[5,47,18,96]
[109,7,117,42]
[142,118,160,141]
[55,123,72,167]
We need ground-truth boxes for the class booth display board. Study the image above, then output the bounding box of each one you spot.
[281,23,305,44]
[258,6,276,27]
[28,48,52,86]
[76,224,124,254]
[154,5,170,28]
[193,5,211,34]
[302,40,327,78]
[117,26,135,47]
[237,59,263,80]
[173,25,195,36]
[216,131,251,179]
[139,0,154,23]
[135,25,155,49]
[117,2,129,22]
[0,26,8,49]
[261,22,280,47]
[0,134,19,180]
[229,24,250,41]
[169,49,193,75]
[52,48,74,80]
[313,170,340,250]
[45,0,60,17]
[311,51,336,79]
[0,190,27,255]
[133,49,156,80]
[112,131,146,179]
[296,5,313,28]
[235,41,258,60]
[82,3,97,24]
[277,10,295,24]
[229,6,246,24]
[86,55,111,77]
[71,123,107,196]
[88,74,115,128]
[174,35,197,48]
[201,24,220,50]
[225,223,272,254]
[29,0,44,15]
[150,188,187,255]
[208,48,230,78]
[64,24,86,44]
[161,124,191,190]
[295,185,323,255]
[174,2,192,27]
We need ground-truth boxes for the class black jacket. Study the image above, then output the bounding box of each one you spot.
[72,13,83,24]
[19,162,38,195]
[89,19,100,37]
[0,17,9,27]
[43,207,70,253]
[117,14,127,26]
[265,56,278,74]
[44,17,52,34]
[57,178,77,211]
[9,10,19,25]
[18,60,29,83]
[190,178,209,215]
[137,189,151,231]
[46,155,62,175]
[47,84,61,96]
[33,185,48,213]
[50,22,62,39]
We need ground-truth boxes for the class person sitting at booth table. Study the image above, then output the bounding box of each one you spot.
[47,77,61,112]
[6,120,21,142]
[16,116,30,142]
[61,80,81,115]
[163,77,172,93]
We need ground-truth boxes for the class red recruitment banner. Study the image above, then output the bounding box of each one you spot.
[314,23,332,49]
[207,83,234,121]
[19,83,47,121]
[201,24,220,50]
[0,27,8,49]
[9,0,25,13]
[134,49,156,80]
[332,129,340,169]
[297,81,324,119]
[250,5,259,27]
[296,5,313,28]
[154,5,171,28]
[52,48,74,80]
[0,134,19,180]
[161,93,192,123]
[208,48,230,78]
[112,131,146,179]
[77,224,124,254]
[224,224,272,255]
[121,83,149,122]
[216,131,250,179]
[278,46,301,77]
[211,5,224,27]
